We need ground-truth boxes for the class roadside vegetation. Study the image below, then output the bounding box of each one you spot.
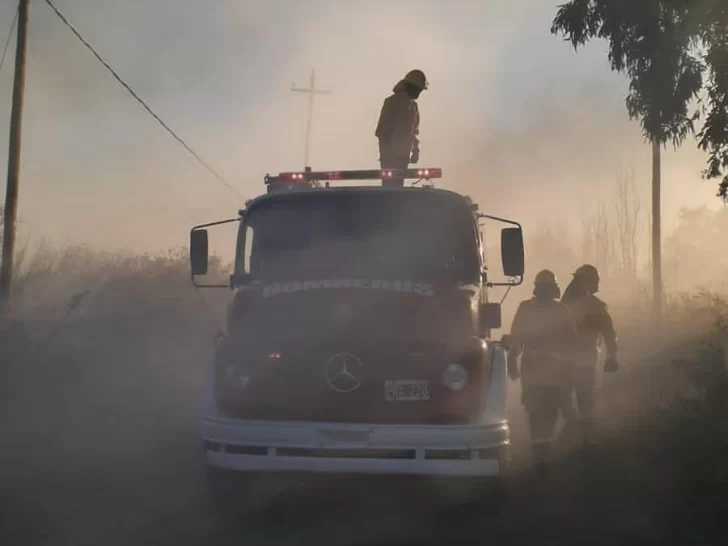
[0,211,726,544]
[1,169,727,544]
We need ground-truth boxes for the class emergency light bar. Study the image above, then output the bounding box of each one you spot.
[264,168,442,185]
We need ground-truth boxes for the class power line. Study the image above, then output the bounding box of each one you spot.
[42,0,243,199]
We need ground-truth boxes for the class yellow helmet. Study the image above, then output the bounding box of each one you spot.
[403,69,428,90]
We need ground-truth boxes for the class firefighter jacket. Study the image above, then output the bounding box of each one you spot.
[375,91,420,161]
[561,282,618,365]
[510,297,578,388]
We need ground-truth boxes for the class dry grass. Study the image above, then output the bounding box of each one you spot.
[0,244,727,545]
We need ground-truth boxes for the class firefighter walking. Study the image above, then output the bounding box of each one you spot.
[375,69,428,187]
[560,264,619,445]
[506,270,577,473]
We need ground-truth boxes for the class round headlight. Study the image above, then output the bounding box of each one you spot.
[442,363,468,391]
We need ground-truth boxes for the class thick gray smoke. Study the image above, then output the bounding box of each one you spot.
[2,3,727,544]
[0,0,718,257]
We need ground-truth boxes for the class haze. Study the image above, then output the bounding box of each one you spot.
[0,0,721,257]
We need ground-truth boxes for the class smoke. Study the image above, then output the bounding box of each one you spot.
[3,4,727,543]
[0,0,719,259]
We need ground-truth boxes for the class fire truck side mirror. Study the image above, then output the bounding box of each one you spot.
[479,302,502,333]
[501,227,524,278]
[190,229,209,277]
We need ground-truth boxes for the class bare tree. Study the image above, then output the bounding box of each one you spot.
[525,221,579,281]
[580,215,594,266]
[613,169,641,281]
[581,201,615,279]
[664,206,728,293]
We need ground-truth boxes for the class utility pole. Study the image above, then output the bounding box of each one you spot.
[1,0,30,305]
[292,69,331,169]
[651,138,662,318]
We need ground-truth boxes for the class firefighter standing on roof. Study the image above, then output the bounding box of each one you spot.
[560,264,619,445]
[375,69,428,187]
[505,270,577,473]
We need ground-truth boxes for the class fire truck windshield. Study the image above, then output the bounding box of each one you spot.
[237,191,480,283]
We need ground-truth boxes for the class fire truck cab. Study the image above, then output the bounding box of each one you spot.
[189,168,524,509]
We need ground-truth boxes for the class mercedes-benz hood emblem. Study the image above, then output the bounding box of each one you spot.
[325,352,363,393]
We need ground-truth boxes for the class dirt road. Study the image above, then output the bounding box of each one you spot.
[4,400,711,546]
[3,321,727,546]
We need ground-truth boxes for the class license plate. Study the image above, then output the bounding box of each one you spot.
[384,380,430,402]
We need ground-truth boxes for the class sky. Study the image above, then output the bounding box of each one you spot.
[0,0,723,260]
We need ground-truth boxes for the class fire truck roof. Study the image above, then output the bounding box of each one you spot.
[241,176,477,217]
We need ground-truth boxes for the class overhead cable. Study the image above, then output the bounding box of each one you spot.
[43,0,243,198]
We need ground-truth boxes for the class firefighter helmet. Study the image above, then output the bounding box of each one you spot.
[403,69,428,90]
[534,269,558,285]
[573,264,600,283]
[533,269,560,300]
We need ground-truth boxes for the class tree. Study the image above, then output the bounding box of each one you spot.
[613,170,642,280]
[665,206,728,291]
[551,0,728,317]
[551,1,728,198]
[580,200,615,278]
[524,221,580,282]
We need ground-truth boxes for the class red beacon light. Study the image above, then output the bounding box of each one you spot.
[278,172,306,181]
[379,168,441,179]
[264,168,442,191]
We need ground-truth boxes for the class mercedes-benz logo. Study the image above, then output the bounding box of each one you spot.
[325,352,363,393]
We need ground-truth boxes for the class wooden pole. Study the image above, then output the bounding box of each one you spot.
[1,0,30,304]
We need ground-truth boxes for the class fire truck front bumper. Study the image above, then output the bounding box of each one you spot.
[202,417,510,478]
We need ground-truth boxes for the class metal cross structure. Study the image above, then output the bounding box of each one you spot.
[291,69,331,170]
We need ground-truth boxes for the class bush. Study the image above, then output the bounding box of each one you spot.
[1,242,728,544]
[1,244,234,466]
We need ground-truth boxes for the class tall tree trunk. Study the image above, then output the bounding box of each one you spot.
[651,139,662,318]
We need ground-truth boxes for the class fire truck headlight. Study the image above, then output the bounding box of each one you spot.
[442,363,469,391]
